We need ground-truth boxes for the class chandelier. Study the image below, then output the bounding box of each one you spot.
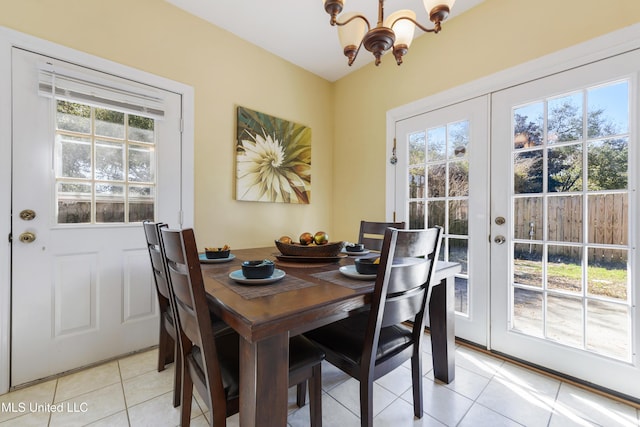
[323,0,455,66]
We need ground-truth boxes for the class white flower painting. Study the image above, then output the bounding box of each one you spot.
[236,107,311,203]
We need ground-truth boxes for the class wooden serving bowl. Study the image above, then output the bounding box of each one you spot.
[274,240,344,257]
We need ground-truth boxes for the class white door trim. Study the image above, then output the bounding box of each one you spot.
[386,23,640,221]
[0,25,195,394]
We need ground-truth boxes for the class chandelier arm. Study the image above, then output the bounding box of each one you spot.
[387,16,441,34]
[333,13,371,32]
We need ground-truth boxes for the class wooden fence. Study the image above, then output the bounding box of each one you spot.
[514,193,628,264]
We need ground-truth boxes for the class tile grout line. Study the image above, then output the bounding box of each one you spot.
[47,378,59,427]
[116,359,132,427]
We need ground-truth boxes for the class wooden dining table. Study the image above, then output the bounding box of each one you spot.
[201,246,461,427]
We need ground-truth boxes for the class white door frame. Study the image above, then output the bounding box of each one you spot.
[386,24,640,349]
[0,26,195,394]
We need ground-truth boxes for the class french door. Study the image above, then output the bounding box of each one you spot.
[394,96,490,345]
[393,51,639,398]
[491,50,639,398]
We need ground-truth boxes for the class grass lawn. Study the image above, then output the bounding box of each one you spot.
[514,259,627,299]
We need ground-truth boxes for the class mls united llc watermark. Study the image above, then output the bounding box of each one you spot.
[1,401,88,413]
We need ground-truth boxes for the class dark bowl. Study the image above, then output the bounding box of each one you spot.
[205,249,231,259]
[345,243,365,252]
[241,260,275,279]
[354,257,380,275]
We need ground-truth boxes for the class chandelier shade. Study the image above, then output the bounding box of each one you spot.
[384,9,416,64]
[337,12,368,65]
[323,0,455,66]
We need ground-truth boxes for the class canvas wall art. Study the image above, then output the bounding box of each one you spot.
[236,106,311,204]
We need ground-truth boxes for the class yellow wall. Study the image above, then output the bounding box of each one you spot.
[2,0,639,247]
[0,0,334,249]
[331,0,640,241]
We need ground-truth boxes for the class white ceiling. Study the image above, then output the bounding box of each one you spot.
[165,0,484,82]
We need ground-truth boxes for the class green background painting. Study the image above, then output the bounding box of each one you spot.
[236,106,311,203]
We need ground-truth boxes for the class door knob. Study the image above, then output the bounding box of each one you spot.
[494,235,506,245]
[19,209,36,221]
[19,231,36,243]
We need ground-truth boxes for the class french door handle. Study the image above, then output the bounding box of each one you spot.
[494,235,506,245]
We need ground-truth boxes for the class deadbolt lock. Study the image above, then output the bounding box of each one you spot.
[495,216,506,225]
[19,209,36,221]
[19,231,36,243]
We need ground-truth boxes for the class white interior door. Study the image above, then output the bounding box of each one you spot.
[490,49,639,398]
[394,96,490,345]
[11,48,183,386]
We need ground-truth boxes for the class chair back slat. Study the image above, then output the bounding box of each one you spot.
[358,220,406,252]
[386,258,431,295]
[380,287,425,327]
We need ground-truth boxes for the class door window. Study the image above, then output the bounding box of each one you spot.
[510,80,631,360]
[408,121,470,314]
[56,100,156,224]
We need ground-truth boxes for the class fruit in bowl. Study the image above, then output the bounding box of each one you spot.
[299,232,314,245]
[278,236,293,244]
[313,231,329,245]
[205,244,231,259]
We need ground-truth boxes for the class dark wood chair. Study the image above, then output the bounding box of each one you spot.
[305,226,442,427]
[357,220,406,252]
[161,227,324,427]
[142,220,181,407]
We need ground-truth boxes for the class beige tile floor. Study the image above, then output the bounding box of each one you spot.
[0,335,638,427]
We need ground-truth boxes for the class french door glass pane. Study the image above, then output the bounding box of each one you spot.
[547,294,583,347]
[587,138,628,190]
[548,195,583,243]
[547,245,582,293]
[428,164,445,197]
[514,150,543,193]
[510,80,631,361]
[548,93,583,143]
[513,196,543,240]
[513,287,543,337]
[409,166,425,198]
[587,248,627,300]
[513,243,543,288]
[586,300,629,359]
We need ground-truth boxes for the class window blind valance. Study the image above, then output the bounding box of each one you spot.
[38,63,165,119]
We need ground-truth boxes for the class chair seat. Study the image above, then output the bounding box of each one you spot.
[305,312,412,366]
[190,333,323,404]
[289,335,326,372]
[192,331,241,400]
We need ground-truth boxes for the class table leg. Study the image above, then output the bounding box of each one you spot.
[429,275,455,383]
[239,333,289,427]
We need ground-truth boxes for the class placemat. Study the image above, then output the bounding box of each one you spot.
[310,270,374,290]
[206,270,318,300]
